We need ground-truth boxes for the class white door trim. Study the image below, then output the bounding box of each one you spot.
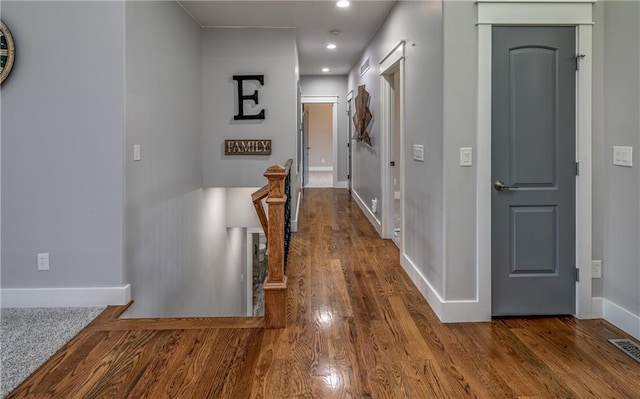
[379,41,405,245]
[301,96,339,188]
[476,0,594,320]
[346,90,354,192]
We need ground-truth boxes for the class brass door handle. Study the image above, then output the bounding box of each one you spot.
[494,180,518,191]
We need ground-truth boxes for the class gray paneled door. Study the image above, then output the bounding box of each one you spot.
[492,26,576,316]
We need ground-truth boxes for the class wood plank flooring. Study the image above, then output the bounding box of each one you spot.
[8,188,640,398]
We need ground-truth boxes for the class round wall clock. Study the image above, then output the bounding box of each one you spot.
[1,20,16,84]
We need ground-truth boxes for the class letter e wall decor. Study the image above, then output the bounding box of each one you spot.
[233,75,265,120]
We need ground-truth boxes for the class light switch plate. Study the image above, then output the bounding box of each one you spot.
[460,147,472,167]
[613,146,632,167]
[133,144,141,161]
[413,145,424,162]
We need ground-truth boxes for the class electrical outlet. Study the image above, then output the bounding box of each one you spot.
[592,260,602,279]
[37,253,50,271]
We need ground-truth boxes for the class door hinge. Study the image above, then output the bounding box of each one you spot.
[576,161,580,176]
[575,267,580,282]
[390,161,395,167]
[575,54,586,71]
[347,174,351,180]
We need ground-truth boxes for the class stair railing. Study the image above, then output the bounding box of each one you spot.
[251,159,293,328]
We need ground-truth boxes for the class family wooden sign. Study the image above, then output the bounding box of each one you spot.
[225,139,272,155]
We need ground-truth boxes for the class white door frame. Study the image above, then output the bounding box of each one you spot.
[301,96,339,187]
[379,41,405,244]
[346,90,354,192]
[476,0,594,320]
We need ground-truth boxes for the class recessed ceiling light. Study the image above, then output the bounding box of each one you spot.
[326,43,337,50]
[336,1,350,8]
[322,67,330,72]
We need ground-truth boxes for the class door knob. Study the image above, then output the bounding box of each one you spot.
[494,180,518,191]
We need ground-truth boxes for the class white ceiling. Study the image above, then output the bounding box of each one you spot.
[178,1,396,75]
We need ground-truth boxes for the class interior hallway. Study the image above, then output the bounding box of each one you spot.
[8,188,640,398]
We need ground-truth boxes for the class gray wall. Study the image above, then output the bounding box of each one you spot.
[202,28,299,188]
[348,1,445,294]
[123,1,245,318]
[442,1,478,299]
[1,1,125,288]
[1,4,294,316]
[300,75,349,182]
[599,1,640,317]
[125,21,300,317]
[306,103,334,168]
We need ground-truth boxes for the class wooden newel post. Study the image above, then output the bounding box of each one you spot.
[263,164,288,328]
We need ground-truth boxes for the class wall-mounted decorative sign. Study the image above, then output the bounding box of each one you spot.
[0,20,16,85]
[225,139,271,155]
[352,85,373,146]
[233,75,265,120]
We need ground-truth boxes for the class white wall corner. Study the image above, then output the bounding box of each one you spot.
[401,254,444,319]
[1,284,131,308]
[601,298,640,341]
[351,189,382,236]
[591,297,604,318]
[401,255,491,323]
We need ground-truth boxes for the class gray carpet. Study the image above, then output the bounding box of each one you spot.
[0,307,105,398]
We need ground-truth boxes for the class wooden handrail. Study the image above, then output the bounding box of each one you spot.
[252,159,293,328]
[251,184,269,240]
[282,158,293,176]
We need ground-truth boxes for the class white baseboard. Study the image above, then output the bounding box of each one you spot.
[591,297,604,318]
[351,189,382,235]
[309,166,333,172]
[334,181,348,189]
[594,297,640,341]
[401,255,491,323]
[1,284,131,308]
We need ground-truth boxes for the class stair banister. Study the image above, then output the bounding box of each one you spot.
[252,159,293,328]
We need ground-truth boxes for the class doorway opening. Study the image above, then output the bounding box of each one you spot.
[379,41,405,248]
[381,69,402,245]
[301,96,338,188]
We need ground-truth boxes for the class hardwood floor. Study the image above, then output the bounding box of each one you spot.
[8,188,640,398]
